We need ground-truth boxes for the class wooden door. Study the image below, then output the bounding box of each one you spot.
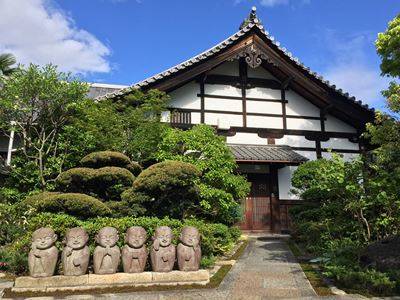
[240,173,272,231]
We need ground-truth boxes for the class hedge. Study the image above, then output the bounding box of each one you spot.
[0,213,241,275]
[55,167,135,200]
[24,193,111,219]
[80,151,142,176]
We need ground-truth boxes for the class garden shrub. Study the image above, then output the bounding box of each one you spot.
[123,161,201,219]
[25,192,111,219]
[0,213,241,275]
[80,151,142,176]
[55,167,135,200]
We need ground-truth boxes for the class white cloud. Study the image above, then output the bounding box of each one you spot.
[0,0,111,74]
[260,0,289,7]
[321,30,388,108]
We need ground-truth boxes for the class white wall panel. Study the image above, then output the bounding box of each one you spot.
[204,113,242,128]
[204,98,242,112]
[247,66,276,79]
[287,118,321,131]
[209,61,238,76]
[226,132,268,145]
[191,112,201,124]
[168,81,200,109]
[286,90,320,117]
[275,135,316,148]
[246,87,281,99]
[321,138,359,150]
[278,166,300,200]
[247,116,283,129]
[246,101,282,114]
[325,115,357,133]
[205,84,242,97]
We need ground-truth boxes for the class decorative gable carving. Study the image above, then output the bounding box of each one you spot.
[232,44,278,68]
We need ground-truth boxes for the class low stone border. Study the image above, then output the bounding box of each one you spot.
[12,270,209,293]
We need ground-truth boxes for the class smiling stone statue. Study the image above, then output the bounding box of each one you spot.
[122,226,148,273]
[93,227,121,274]
[62,227,90,276]
[177,226,201,271]
[150,226,176,272]
[28,227,58,277]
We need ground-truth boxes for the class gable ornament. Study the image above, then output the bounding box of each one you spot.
[233,44,278,68]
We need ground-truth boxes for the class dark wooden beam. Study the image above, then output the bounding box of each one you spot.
[198,74,282,90]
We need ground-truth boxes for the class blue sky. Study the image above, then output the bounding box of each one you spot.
[0,1,399,110]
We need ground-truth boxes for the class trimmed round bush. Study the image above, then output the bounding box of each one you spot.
[123,161,201,219]
[80,151,142,176]
[25,193,111,219]
[55,167,135,200]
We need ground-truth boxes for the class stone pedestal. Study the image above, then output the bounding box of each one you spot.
[12,270,210,293]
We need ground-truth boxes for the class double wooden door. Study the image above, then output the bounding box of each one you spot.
[240,173,272,231]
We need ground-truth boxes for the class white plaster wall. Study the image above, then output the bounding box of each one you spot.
[204,113,242,128]
[226,132,268,145]
[205,84,242,97]
[286,90,320,117]
[191,112,201,124]
[246,101,282,114]
[247,116,283,129]
[246,87,281,99]
[161,111,170,123]
[278,166,300,200]
[209,61,239,76]
[322,152,359,162]
[321,138,359,150]
[275,135,316,148]
[168,81,200,109]
[247,66,276,79]
[286,118,321,131]
[325,115,357,133]
[204,97,242,112]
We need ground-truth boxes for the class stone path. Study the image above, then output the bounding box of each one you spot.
[1,237,365,299]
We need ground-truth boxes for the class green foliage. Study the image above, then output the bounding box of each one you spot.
[80,151,142,176]
[0,213,241,275]
[0,202,33,246]
[55,167,135,201]
[0,64,89,190]
[0,53,17,76]
[24,192,111,219]
[122,161,201,219]
[156,124,250,224]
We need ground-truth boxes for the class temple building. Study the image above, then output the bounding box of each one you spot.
[3,8,375,233]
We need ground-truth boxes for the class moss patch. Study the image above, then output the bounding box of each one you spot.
[287,239,333,296]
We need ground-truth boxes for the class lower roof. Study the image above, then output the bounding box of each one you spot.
[228,144,308,164]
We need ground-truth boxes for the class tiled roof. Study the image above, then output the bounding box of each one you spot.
[95,7,374,114]
[229,144,308,163]
[88,83,128,99]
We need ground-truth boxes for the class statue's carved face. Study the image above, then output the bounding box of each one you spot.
[32,228,57,250]
[65,228,88,250]
[180,227,200,247]
[96,227,119,247]
[126,226,147,248]
[155,226,172,247]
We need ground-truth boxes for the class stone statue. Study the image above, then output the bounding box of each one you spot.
[150,226,176,272]
[62,227,90,276]
[122,226,148,273]
[93,227,121,274]
[177,226,201,271]
[28,227,58,277]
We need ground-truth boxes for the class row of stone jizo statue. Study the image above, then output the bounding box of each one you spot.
[28,226,201,277]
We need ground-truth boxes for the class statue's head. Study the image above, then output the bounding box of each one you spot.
[180,226,200,247]
[64,227,89,250]
[95,227,119,247]
[125,226,147,248]
[32,227,57,250]
[152,226,173,250]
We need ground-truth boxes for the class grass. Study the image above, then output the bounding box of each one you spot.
[4,241,248,298]
[287,239,333,296]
